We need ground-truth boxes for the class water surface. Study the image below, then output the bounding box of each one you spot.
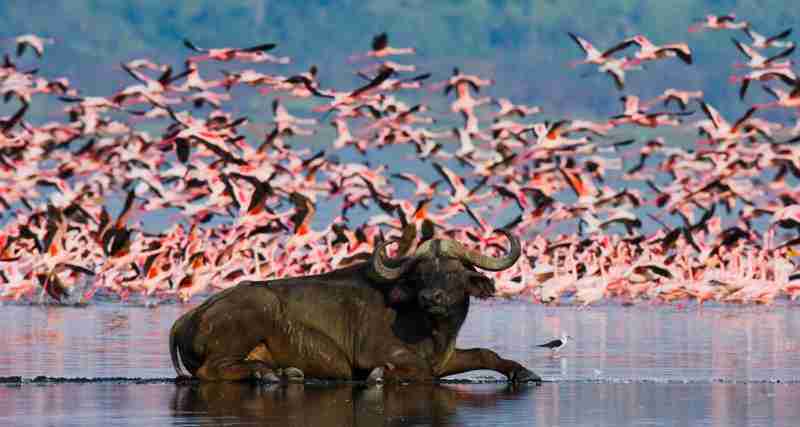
[2,300,799,426]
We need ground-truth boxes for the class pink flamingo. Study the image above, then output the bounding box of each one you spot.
[349,33,416,62]
[689,14,748,33]
[742,27,793,49]
[13,34,55,57]
[731,38,794,69]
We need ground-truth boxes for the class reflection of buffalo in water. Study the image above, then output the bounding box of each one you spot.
[170,230,538,383]
[171,382,533,426]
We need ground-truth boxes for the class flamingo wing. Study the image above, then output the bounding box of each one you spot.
[766,28,792,44]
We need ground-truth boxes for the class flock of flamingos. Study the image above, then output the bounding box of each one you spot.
[2,13,800,307]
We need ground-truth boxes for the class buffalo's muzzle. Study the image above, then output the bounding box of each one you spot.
[419,289,449,312]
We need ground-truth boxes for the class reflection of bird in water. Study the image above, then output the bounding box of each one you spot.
[537,333,573,353]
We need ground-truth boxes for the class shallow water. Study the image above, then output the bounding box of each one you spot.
[2,300,800,426]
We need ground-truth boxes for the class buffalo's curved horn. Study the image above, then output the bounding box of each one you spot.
[380,225,417,268]
[436,229,521,271]
[368,239,416,282]
[394,224,417,260]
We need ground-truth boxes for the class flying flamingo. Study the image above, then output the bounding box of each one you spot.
[642,88,704,111]
[124,58,170,72]
[729,67,797,99]
[610,95,691,128]
[271,98,317,136]
[13,34,55,57]
[433,162,490,206]
[767,205,800,249]
[688,14,749,32]
[753,84,800,110]
[566,119,616,136]
[611,34,693,64]
[440,67,495,94]
[566,32,632,67]
[526,120,591,151]
[174,61,224,91]
[112,63,185,106]
[331,117,368,153]
[356,71,431,93]
[731,38,795,69]
[593,56,643,90]
[182,39,281,63]
[391,172,442,200]
[742,27,793,49]
[349,33,416,62]
[493,98,541,117]
[303,65,397,113]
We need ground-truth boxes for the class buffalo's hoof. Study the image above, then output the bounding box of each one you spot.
[279,367,305,383]
[253,370,281,383]
[366,367,385,385]
[508,368,541,384]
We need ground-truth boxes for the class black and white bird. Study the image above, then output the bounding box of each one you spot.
[537,333,573,353]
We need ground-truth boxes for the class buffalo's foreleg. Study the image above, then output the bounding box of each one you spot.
[436,348,540,383]
[196,356,280,382]
[375,347,436,382]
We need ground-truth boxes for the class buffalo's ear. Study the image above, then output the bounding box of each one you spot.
[466,272,495,299]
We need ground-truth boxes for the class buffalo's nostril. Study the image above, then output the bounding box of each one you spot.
[420,289,447,307]
[432,289,445,305]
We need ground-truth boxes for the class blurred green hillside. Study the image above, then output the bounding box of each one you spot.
[3,0,799,121]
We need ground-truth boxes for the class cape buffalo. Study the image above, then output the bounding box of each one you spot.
[169,229,539,383]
